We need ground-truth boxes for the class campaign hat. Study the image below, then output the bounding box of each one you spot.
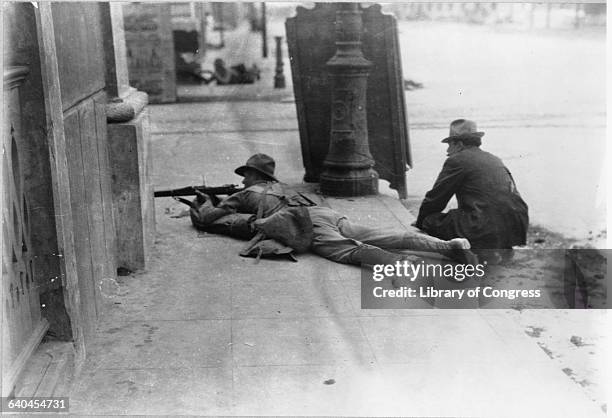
[234,153,278,181]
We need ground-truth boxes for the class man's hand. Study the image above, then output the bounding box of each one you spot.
[194,189,222,207]
[194,190,208,206]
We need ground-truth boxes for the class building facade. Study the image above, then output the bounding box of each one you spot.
[2,2,153,396]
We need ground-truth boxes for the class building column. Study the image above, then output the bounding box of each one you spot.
[122,3,177,104]
[102,3,156,273]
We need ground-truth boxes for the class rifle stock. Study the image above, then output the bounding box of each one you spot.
[154,184,243,198]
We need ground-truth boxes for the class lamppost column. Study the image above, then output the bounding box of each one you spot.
[320,3,378,196]
[274,36,286,88]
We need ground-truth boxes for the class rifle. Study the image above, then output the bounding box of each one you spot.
[154,184,243,208]
[154,184,243,198]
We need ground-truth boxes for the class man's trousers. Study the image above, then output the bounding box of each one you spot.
[307,207,452,266]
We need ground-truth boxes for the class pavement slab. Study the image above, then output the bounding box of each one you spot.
[87,319,232,370]
[231,363,389,416]
[71,367,233,415]
[231,274,354,319]
[231,316,376,367]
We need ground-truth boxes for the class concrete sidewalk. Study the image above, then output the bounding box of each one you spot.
[67,92,605,415]
[68,193,605,415]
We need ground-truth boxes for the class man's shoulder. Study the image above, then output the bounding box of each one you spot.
[444,150,470,166]
[470,148,505,167]
[445,149,509,177]
[244,181,277,193]
[249,181,299,194]
[447,147,498,164]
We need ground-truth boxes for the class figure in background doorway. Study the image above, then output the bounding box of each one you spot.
[200,59,261,85]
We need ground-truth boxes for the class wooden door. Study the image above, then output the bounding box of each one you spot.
[51,2,118,339]
[2,66,49,397]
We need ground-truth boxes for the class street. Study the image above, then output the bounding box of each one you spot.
[396,21,606,241]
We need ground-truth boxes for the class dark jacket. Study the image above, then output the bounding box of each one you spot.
[416,147,528,249]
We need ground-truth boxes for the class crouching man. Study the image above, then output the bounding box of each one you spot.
[415,119,529,262]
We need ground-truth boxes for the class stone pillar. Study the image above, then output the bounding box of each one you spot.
[123,3,177,104]
[102,3,155,273]
[196,3,208,57]
[320,3,379,196]
[212,2,225,48]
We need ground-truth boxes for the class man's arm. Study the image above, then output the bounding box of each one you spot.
[190,199,230,228]
[416,157,465,227]
[190,190,244,227]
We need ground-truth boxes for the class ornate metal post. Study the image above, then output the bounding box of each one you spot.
[320,3,378,196]
[261,2,268,57]
[274,36,286,88]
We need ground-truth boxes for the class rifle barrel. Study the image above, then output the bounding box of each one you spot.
[154,185,243,198]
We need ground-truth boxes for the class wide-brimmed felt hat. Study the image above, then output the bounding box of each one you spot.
[235,153,278,181]
[441,119,485,145]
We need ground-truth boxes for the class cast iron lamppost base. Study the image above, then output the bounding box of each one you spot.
[320,3,378,196]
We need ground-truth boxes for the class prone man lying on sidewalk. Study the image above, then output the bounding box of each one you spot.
[189,154,478,266]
